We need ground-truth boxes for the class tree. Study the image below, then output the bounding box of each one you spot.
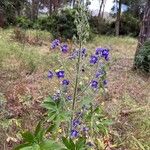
[135,0,150,57]
[0,0,27,24]
[98,0,104,17]
[98,0,107,19]
[115,0,122,36]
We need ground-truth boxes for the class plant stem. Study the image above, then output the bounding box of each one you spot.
[69,42,82,136]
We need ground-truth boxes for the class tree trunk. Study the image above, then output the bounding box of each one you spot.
[115,0,122,36]
[31,0,39,21]
[135,0,150,57]
[0,9,4,27]
[133,0,150,69]
[48,0,52,16]
[73,0,76,7]
[102,0,107,19]
[98,0,104,18]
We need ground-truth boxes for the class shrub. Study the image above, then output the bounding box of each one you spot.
[16,9,77,40]
[16,16,33,29]
[134,40,150,73]
[89,16,114,35]
[120,14,140,37]
[50,8,77,40]
[32,16,52,31]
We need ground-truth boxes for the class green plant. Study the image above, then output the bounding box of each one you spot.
[15,2,111,150]
[16,16,33,29]
[89,17,114,35]
[50,8,77,40]
[14,122,64,150]
[134,40,150,73]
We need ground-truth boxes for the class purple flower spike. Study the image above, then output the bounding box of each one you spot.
[56,71,65,78]
[61,44,68,53]
[48,71,53,78]
[90,55,98,64]
[71,130,78,138]
[91,80,98,89]
[62,79,70,85]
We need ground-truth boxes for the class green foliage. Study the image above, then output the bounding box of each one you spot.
[14,122,64,150]
[16,17,33,29]
[62,137,86,150]
[16,8,77,40]
[33,17,52,31]
[50,8,77,40]
[85,105,112,136]
[89,14,140,37]
[120,13,140,37]
[42,96,70,131]
[135,40,150,73]
[0,0,26,25]
[89,17,114,35]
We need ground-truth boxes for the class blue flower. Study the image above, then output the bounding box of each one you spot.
[67,95,72,101]
[95,48,104,55]
[51,39,60,49]
[61,44,68,53]
[71,130,78,138]
[81,48,86,57]
[87,142,93,147]
[73,119,80,127]
[90,55,98,64]
[48,71,53,78]
[83,127,89,132]
[56,71,65,78]
[103,80,107,85]
[62,79,70,85]
[69,51,78,59]
[91,80,98,88]
[95,48,109,61]
[52,92,61,101]
[96,70,105,78]
[101,49,109,61]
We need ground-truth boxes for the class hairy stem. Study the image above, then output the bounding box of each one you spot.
[69,42,82,136]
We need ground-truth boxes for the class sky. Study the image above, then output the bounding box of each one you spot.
[89,0,114,12]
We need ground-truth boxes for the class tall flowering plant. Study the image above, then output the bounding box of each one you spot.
[15,2,111,150]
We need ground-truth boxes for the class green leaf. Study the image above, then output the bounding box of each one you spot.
[42,101,56,110]
[14,143,32,150]
[46,123,56,133]
[41,140,65,150]
[76,138,86,150]
[62,137,72,149]
[21,131,34,144]
[15,144,40,150]
[81,96,92,107]
[34,121,42,137]
[69,138,75,150]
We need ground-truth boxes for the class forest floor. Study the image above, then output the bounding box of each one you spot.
[0,28,149,150]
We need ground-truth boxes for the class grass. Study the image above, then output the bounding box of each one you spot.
[0,28,149,150]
